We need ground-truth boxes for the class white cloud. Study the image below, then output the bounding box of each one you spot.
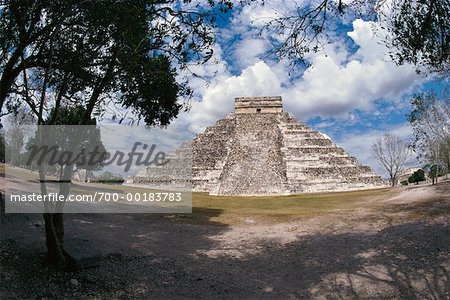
[186,61,282,132]
[347,19,388,63]
[233,38,268,69]
[237,1,285,27]
[157,11,426,170]
[281,18,421,119]
[283,55,419,119]
[171,17,424,134]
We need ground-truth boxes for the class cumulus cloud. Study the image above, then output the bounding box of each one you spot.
[232,38,268,69]
[156,13,426,168]
[347,19,388,63]
[187,61,282,132]
[236,0,286,27]
[283,55,419,119]
[184,17,422,133]
[282,19,421,119]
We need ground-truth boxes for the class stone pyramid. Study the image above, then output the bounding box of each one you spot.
[131,96,386,196]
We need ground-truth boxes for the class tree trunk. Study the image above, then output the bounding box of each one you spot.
[38,151,73,270]
[54,213,65,244]
[43,213,65,269]
[40,164,66,269]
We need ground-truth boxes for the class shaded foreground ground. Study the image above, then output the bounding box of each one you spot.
[1,175,449,299]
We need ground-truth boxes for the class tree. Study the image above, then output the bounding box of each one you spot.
[4,123,24,166]
[259,0,355,67]
[429,165,438,185]
[382,0,449,75]
[1,0,240,268]
[97,171,125,184]
[46,106,107,180]
[372,133,409,186]
[423,163,445,185]
[408,168,425,184]
[408,90,450,184]
[258,0,449,74]
[1,0,236,117]
[8,106,107,268]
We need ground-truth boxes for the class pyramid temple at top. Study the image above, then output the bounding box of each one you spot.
[130,96,386,196]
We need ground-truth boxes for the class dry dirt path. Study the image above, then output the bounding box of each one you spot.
[1,182,449,299]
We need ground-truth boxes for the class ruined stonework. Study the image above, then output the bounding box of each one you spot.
[131,96,386,196]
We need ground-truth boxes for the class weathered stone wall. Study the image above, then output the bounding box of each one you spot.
[278,112,385,193]
[235,96,283,114]
[213,114,289,196]
[191,115,236,192]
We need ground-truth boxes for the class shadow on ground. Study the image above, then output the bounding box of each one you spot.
[1,209,449,299]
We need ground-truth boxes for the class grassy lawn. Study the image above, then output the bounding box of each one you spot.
[187,188,393,225]
[69,182,393,224]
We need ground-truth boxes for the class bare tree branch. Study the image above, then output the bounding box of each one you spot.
[372,133,409,186]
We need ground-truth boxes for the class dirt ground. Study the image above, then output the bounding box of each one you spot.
[1,182,449,299]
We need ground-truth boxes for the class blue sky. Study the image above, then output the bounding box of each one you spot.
[6,1,442,179]
[130,0,446,178]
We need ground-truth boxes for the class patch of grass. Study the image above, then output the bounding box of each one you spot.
[189,188,393,225]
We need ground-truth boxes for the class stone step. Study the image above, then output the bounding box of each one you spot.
[282,147,346,156]
[288,181,385,194]
[285,156,358,168]
[285,166,375,181]
[281,131,325,138]
[282,129,316,134]
[283,138,333,147]
[284,124,310,130]
[287,175,383,185]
